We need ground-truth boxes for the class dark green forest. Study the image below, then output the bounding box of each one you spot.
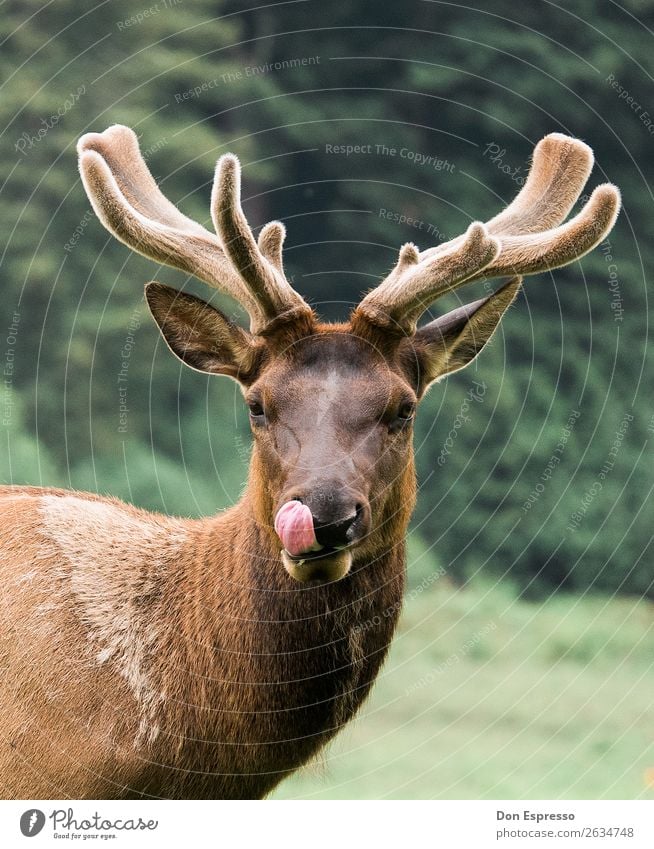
[1,0,652,598]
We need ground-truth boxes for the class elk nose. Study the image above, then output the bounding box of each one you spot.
[313,504,363,549]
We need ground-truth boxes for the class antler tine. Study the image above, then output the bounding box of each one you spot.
[418,133,595,266]
[257,221,286,271]
[354,223,501,332]
[428,134,620,283]
[78,125,265,326]
[355,133,620,334]
[79,125,209,234]
[211,154,310,326]
[486,132,595,236]
[78,125,312,334]
[474,183,620,279]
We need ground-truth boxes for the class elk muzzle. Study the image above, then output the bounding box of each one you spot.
[274,490,370,583]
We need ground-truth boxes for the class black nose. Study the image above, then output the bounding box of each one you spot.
[313,505,362,549]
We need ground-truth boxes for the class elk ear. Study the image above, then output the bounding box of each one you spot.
[399,277,522,395]
[145,282,261,382]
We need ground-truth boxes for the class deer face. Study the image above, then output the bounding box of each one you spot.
[245,331,418,581]
[144,293,422,581]
[79,126,620,582]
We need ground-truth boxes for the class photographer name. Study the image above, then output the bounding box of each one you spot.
[497,810,575,823]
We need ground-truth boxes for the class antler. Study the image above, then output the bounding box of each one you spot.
[77,124,311,334]
[354,133,621,333]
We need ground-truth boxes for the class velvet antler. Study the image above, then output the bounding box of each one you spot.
[353,133,621,334]
[78,125,312,334]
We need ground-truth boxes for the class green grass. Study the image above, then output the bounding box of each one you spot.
[272,576,654,799]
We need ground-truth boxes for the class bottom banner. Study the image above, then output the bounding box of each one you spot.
[0,799,652,848]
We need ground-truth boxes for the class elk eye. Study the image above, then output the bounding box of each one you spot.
[398,401,415,420]
[247,400,266,423]
[389,401,416,432]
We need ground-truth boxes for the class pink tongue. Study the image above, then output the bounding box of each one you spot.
[274,500,317,556]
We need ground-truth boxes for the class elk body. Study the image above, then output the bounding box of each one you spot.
[0,127,619,799]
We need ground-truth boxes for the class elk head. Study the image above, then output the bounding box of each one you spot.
[78,127,620,583]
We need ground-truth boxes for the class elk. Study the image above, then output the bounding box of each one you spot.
[0,126,619,799]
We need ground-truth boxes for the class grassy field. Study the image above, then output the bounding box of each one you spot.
[272,574,654,799]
